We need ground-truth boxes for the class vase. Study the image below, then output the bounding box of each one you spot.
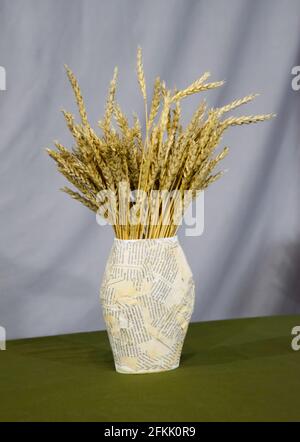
[100,236,195,374]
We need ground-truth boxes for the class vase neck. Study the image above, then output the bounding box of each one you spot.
[113,235,178,243]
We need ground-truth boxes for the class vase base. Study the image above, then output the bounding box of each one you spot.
[115,363,179,375]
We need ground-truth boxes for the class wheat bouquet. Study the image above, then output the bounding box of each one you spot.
[47,48,273,239]
[46,50,274,373]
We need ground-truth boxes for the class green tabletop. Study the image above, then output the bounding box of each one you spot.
[0,315,299,422]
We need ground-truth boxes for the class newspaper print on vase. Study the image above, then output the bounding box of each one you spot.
[100,236,195,374]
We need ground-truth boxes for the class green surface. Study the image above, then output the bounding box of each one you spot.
[0,315,300,422]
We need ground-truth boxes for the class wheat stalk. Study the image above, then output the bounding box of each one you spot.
[64,65,89,127]
[47,48,275,239]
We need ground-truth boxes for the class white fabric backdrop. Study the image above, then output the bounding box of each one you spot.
[0,0,299,339]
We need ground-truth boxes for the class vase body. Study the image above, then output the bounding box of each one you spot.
[100,236,195,374]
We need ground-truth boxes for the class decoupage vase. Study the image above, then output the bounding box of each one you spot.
[100,236,195,374]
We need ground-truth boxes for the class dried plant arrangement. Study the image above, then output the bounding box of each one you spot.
[46,48,274,240]
[46,49,275,374]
